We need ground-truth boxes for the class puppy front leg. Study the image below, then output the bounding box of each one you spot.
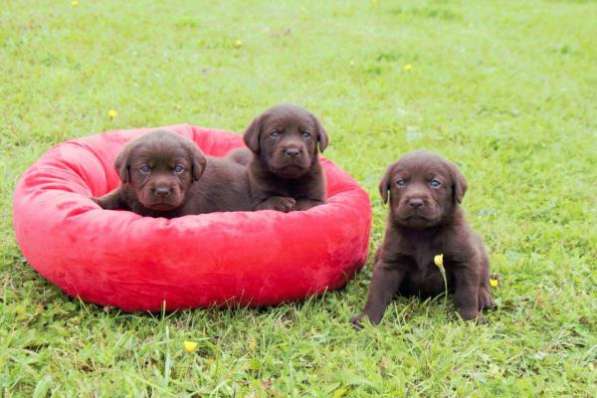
[255,196,296,212]
[452,266,481,321]
[352,261,405,327]
[92,189,125,210]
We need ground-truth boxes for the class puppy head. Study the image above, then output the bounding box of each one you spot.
[379,151,467,229]
[243,104,329,179]
[115,130,207,212]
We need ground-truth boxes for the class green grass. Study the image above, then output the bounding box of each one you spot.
[1,0,596,396]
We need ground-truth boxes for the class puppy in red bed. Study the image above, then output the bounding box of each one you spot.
[229,104,329,212]
[352,151,495,327]
[93,130,251,217]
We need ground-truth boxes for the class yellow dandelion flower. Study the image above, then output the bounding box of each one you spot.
[71,0,79,6]
[403,64,413,71]
[434,253,448,305]
[183,341,198,353]
[489,278,499,288]
[108,109,118,119]
[233,40,243,48]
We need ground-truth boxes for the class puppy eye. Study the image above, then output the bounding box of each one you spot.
[396,179,407,188]
[174,164,185,174]
[430,179,442,188]
[139,165,151,174]
[270,130,280,138]
[302,131,312,139]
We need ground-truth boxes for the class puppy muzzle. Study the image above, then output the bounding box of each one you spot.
[270,147,311,178]
[139,185,184,211]
[394,197,441,228]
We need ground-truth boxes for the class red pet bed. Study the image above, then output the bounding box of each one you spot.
[13,124,371,311]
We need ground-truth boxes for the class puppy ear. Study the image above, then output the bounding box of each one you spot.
[114,144,132,183]
[448,161,468,204]
[378,164,394,205]
[187,142,207,181]
[311,114,329,153]
[243,115,263,154]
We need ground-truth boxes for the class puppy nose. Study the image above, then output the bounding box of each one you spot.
[408,198,424,209]
[153,186,172,197]
[283,148,301,157]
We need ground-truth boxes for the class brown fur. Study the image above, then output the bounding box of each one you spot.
[352,151,495,327]
[93,130,251,217]
[229,104,329,212]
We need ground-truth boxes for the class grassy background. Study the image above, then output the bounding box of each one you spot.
[1,0,596,396]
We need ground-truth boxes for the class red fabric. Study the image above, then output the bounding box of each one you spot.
[12,125,371,311]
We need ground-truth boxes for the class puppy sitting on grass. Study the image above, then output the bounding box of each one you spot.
[352,151,495,327]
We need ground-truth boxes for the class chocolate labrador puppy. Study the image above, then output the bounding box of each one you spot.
[352,151,495,327]
[229,104,329,212]
[93,130,251,217]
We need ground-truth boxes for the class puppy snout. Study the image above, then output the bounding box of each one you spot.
[407,198,425,209]
[153,186,173,198]
[283,147,301,157]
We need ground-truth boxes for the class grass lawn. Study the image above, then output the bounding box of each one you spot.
[1,0,596,396]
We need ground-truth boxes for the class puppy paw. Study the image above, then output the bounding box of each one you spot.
[258,196,296,212]
[478,287,496,311]
[275,197,296,212]
[350,314,366,330]
[90,197,103,207]
[457,308,480,321]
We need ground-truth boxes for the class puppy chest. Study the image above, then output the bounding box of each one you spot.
[401,257,456,296]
